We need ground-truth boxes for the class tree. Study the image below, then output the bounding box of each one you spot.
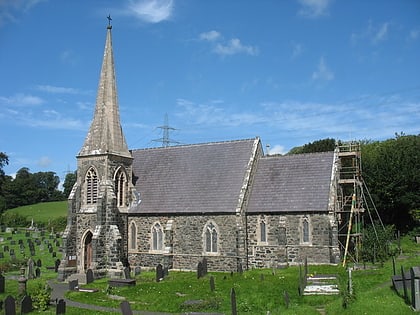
[0,152,9,212]
[288,138,337,154]
[63,171,77,198]
[362,134,420,231]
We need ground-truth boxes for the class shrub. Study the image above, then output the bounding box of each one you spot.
[31,283,52,311]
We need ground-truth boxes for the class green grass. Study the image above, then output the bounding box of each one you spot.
[0,215,419,314]
[5,201,67,223]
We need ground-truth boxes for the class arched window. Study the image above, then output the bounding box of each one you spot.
[204,222,218,253]
[129,221,137,250]
[152,222,163,251]
[259,218,267,243]
[86,167,98,204]
[301,216,311,244]
[114,168,127,207]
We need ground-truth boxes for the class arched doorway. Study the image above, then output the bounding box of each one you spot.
[83,231,93,271]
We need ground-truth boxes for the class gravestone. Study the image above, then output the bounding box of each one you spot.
[69,279,78,291]
[156,264,164,282]
[20,295,32,314]
[0,252,3,259]
[35,268,41,278]
[284,290,290,309]
[86,269,94,284]
[120,301,133,315]
[134,266,141,276]
[56,299,66,315]
[4,295,16,315]
[52,252,57,257]
[0,274,5,293]
[197,261,203,279]
[55,259,61,272]
[27,258,35,279]
[30,249,35,256]
[9,249,14,256]
[123,267,130,279]
[230,288,237,315]
[164,266,169,277]
[210,276,215,292]
[202,258,208,276]
[411,266,420,311]
[25,232,30,237]
[18,239,23,245]
[10,240,15,245]
[37,259,42,267]
[3,245,8,252]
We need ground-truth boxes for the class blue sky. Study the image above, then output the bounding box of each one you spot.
[0,0,419,184]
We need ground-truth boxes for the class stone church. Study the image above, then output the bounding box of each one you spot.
[58,24,340,281]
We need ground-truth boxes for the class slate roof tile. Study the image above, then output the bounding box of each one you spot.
[247,151,335,213]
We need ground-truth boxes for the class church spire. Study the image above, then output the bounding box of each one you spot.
[79,19,130,158]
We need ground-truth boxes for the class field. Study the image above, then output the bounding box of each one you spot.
[4,201,67,223]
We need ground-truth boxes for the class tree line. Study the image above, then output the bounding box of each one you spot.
[0,133,419,231]
[0,154,76,212]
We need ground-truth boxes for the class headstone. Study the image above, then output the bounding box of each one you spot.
[52,252,57,257]
[260,274,264,281]
[25,232,30,237]
[4,295,16,315]
[0,252,3,259]
[284,290,290,309]
[49,247,53,253]
[230,288,237,315]
[30,249,35,257]
[202,258,208,276]
[210,276,215,292]
[0,274,4,293]
[411,266,420,311]
[55,259,61,272]
[86,269,94,284]
[10,240,15,245]
[20,295,32,314]
[69,279,78,291]
[156,264,164,282]
[27,258,35,279]
[18,239,23,245]
[197,261,203,279]
[134,266,141,276]
[35,268,41,278]
[37,259,42,267]
[120,301,133,315]
[123,267,130,279]
[3,245,8,252]
[56,299,66,315]
[164,266,169,277]
[9,249,14,256]
[402,266,409,304]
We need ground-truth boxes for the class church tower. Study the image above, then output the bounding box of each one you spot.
[59,20,138,281]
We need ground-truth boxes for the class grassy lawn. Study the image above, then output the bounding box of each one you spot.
[4,201,67,223]
[0,231,419,314]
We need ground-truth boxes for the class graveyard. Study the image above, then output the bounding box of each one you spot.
[0,223,419,314]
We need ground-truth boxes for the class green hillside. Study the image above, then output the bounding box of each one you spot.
[4,201,67,223]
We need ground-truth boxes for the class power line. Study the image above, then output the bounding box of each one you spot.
[152,113,180,147]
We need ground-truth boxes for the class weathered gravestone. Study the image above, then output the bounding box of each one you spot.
[37,259,42,267]
[411,266,420,311]
[134,266,141,276]
[86,268,94,284]
[156,264,164,282]
[120,300,133,315]
[202,257,208,276]
[4,295,16,315]
[26,258,35,279]
[0,274,5,293]
[35,268,41,278]
[284,290,290,309]
[55,259,61,272]
[210,276,215,292]
[56,299,66,315]
[20,295,32,314]
[69,279,78,291]
[230,288,237,315]
[197,261,204,279]
[0,252,4,259]
[123,267,130,279]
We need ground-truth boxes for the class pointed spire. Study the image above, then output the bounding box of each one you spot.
[79,20,131,158]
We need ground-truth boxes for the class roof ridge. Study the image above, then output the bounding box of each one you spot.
[131,137,259,152]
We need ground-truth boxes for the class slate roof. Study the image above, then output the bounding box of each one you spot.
[247,151,335,213]
[130,138,259,214]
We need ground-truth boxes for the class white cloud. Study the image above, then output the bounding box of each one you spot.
[36,85,80,94]
[312,57,334,81]
[0,93,44,106]
[267,144,287,155]
[37,156,52,168]
[198,30,259,57]
[214,38,259,56]
[0,0,47,27]
[199,30,221,42]
[126,0,173,23]
[297,0,332,18]
[351,20,391,45]
[291,42,304,59]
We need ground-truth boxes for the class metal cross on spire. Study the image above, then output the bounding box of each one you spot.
[107,14,112,29]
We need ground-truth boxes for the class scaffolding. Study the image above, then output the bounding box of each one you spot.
[336,142,364,266]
